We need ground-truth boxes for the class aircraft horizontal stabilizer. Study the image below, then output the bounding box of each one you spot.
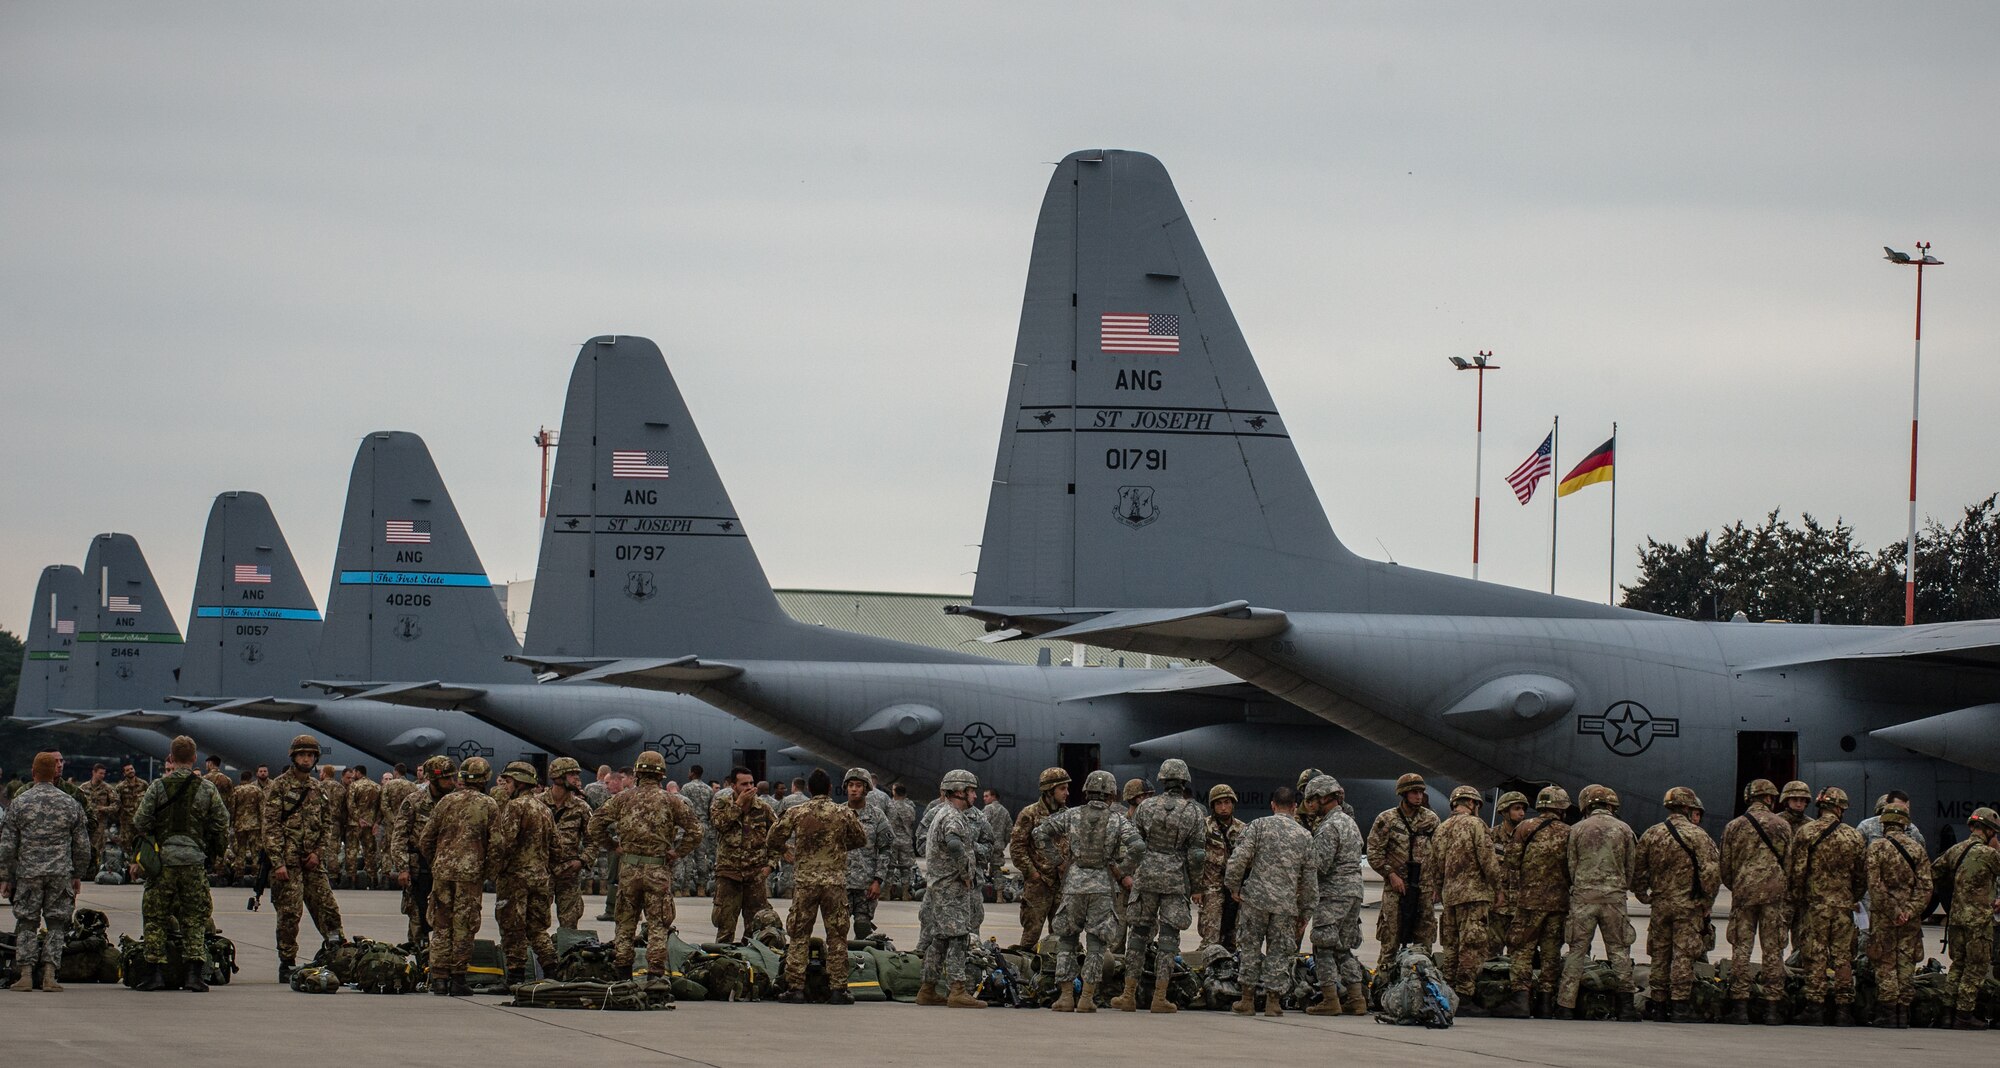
[1749,620,2000,672]
[1872,703,2000,773]
[504,655,624,680]
[46,709,179,729]
[202,696,320,720]
[340,680,489,710]
[303,680,389,698]
[951,602,1289,646]
[1055,664,1261,703]
[571,656,746,691]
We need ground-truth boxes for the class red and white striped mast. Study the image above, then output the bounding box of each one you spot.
[1450,351,1500,580]
[1885,242,1939,625]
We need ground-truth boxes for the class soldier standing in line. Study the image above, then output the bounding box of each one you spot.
[1936,807,2000,1030]
[1864,804,1930,1028]
[886,783,917,901]
[840,768,891,939]
[588,751,700,977]
[1777,779,1812,947]
[981,788,1012,891]
[377,766,416,884]
[1302,775,1368,1016]
[418,755,499,995]
[263,734,345,981]
[343,765,380,889]
[1788,786,1866,1025]
[130,735,230,991]
[390,758,453,945]
[543,757,592,931]
[1116,759,1204,1013]
[1,752,91,992]
[1195,783,1246,950]
[588,766,619,917]
[1433,785,1502,1015]
[678,765,715,897]
[1225,785,1317,1018]
[917,768,987,1009]
[711,765,777,942]
[316,763,348,884]
[1720,778,1792,1025]
[490,762,559,986]
[1009,768,1070,948]
[768,768,867,1003]
[202,757,233,800]
[1634,786,1721,1022]
[1367,772,1440,967]
[1555,784,1639,1022]
[80,765,117,864]
[116,764,147,852]
[227,769,263,884]
[1035,770,1140,1013]
[1502,786,1571,1019]
[1294,769,1324,834]
[1489,791,1529,960]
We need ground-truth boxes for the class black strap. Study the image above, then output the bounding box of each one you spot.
[1662,817,1708,899]
[1886,833,1920,876]
[1746,811,1783,860]
[157,774,201,837]
[1800,820,1834,890]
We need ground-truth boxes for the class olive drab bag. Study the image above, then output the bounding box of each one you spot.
[1374,946,1456,1028]
[289,965,342,993]
[870,947,927,1002]
[353,941,422,994]
[507,978,676,1010]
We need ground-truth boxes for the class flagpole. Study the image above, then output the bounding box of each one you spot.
[1607,421,1618,604]
[1549,415,1559,595]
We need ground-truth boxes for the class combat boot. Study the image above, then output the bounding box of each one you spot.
[448,974,476,997]
[38,962,63,993]
[1109,971,1141,1012]
[1670,999,1699,1023]
[1527,990,1547,1019]
[1231,990,1256,1015]
[1615,993,1641,1022]
[1262,990,1284,1017]
[8,965,33,992]
[132,962,165,992]
[1952,1010,1990,1030]
[826,989,854,1005]
[1342,983,1368,1016]
[1894,1004,1910,1029]
[1800,1002,1826,1026]
[1552,1000,1576,1021]
[1759,999,1784,1026]
[1723,999,1750,1025]
[1306,982,1342,1015]
[776,989,806,1004]
[915,981,945,1006]
[945,981,986,1008]
[1870,1003,1894,1028]
[1050,982,1075,1012]
[182,967,208,993]
[1456,996,1489,1018]
[1640,995,1661,1021]
[1150,972,1178,1014]
[1494,989,1529,1019]
[1831,1002,1856,1027]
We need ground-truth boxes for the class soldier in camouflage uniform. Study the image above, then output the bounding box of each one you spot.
[885,784,917,901]
[227,769,264,883]
[1504,785,1571,1019]
[1634,786,1721,1022]
[712,765,776,942]
[80,765,117,863]
[1115,759,1204,1013]
[264,734,345,980]
[840,768,891,939]
[677,766,715,897]
[316,763,347,882]
[1434,785,1502,1014]
[1937,807,2000,1030]
[390,757,452,945]
[1777,779,1812,946]
[1225,785,1318,1018]
[418,755,499,995]
[1787,786,1866,1024]
[1196,783,1246,950]
[918,769,986,1009]
[589,751,701,976]
[543,757,592,930]
[768,768,868,1002]
[490,762,559,984]
[1,752,91,992]
[1036,770,1140,1013]
[980,789,1012,890]
[1294,768,1323,834]
[1008,767,1070,948]
[1303,775,1367,1016]
[1555,784,1639,1022]
[116,764,147,851]
[1864,805,1930,1028]
[377,767,417,882]
[1367,772,1440,966]
[343,764,381,889]
[1720,778,1792,1025]
[130,736,229,991]
[1489,790,1529,959]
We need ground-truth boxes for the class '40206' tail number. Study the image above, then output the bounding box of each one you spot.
[1106,448,1167,471]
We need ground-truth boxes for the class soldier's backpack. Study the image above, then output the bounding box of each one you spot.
[1195,949,1243,1010]
[683,951,759,1001]
[59,941,121,984]
[1472,957,1513,1012]
[555,937,622,984]
[290,965,342,993]
[352,941,422,994]
[1909,961,1952,1028]
[1374,947,1456,1028]
[507,978,676,1010]
[871,948,926,1002]
[310,936,368,982]
[113,928,233,987]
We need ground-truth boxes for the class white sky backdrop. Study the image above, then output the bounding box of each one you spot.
[4,3,1997,636]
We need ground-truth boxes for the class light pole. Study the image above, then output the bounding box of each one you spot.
[1884,243,1941,625]
[1449,351,1500,580]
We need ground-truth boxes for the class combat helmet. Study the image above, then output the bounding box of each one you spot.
[633,751,667,778]
[940,769,978,795]
[1779,780,1811,803]
[548,756,581,781]
[1535,785,1570,812]
[1663,786,1704,812]
[1496,790,1529,814]
[1037,767,1071,793]
[1878,806,1910,828]
[1969,807,2000,836]
[1083,770,1118,799]
[1122,778,1150,803]
[1208,783,1238,806]
[1578,784,1619,812]
[503,761,538,787]
[1394,773,1427,796]
[1303,775,1342,802]
[1296,768,1324,791]
[843,767,872,787]
[289,734,321,759]
[1448,785,1483,809]
[420,755,456,780]
[459,756,492,785]
[1815,786,1849,810]
[1872,793,1893,817]
[1743,778,1779,803]
[1157,759,1191,786]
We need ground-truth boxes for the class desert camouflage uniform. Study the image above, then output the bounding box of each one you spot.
[418,785,498,982]
[1509,812,1570,996]
[1939,836,2000,1014]
[388,782,442,944]
[1126,791,1204,975]
[545,789,592,930]
[1367,801,1440,966]
[591,779,701,973]
[1634,813,1720,1004]
[711,790,776,941]
[1787,812,1866,1006]
[263,766,344,961]
[1557,809,1638,1008]
[1198,811,1247,948]
[677,777,716,896]
[885,795,916,900]
[769,796,867,988]
[1309,806,1366,994]
[80,779,118,859]
[1009,795,1066,947]
[0,783,91,974]
[1719,799,1791,1001]
[227,780,264,880]
[377,777,417,878]
[1225,813,1318,994]
[116,770,146,849]
[844,797,892,938]
[1434,808,1502,997]
[490,785,558,975]
[1037,798,1140,987]
[343,776,381,884]
[920,803,981,985]
[1864,822,1931,1010]
[205,770,233,799]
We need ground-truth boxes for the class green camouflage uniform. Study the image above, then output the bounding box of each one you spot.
[80,778,118,862]
[1939,837,2000,1013]
[545,790,592,930]
[767,796,867,988]
[1509,812,1570,996]
[1864,823,1931,1009]
[343,777,381,884]
[590,778,701,972]
[1558,809,1638,1007]
[133,769,229,965]
[116,771,146,849]
[263,766,344,960]
[388,782,443,944]
[377,777,418,878]
[1634,813,1720,1004]
[1787,813,1866,1006]
[1490,810,1525,957]
[418,785,498,981]
[226,781,264,881]
[490,785,559,975]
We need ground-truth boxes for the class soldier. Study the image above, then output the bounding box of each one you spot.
[79,764,117,863]
[1489,790,1529,959]
[588,751,701,977]
[712,765,776,942]
[1720,778,1792,1025]
[1121,778,1150,820]
[916,768,987,1008]
[316,763,348,883]
[227,769,263,883]
[1936,807,2000,1030]
[1,752,90,992]
[981,788,1012,889]
[490,762,559,985]
[840,768,892,939]
[1009,767,1071,948]
[1634,786,1721,1022]
[1864,804,1930,1028]
[344,764,380,889]
[390,757,454,945]
[1367,772,1440,967]
[116,763,146,851]
[1302,775,1368,1016]
[1503,786,1571,1019]
[1294,768,1324,833]
[1196,783,1247,950]
[544,757,592,930]
[203,756,233,800]
[377,766,416,883]
[418,755,499,995]
[886,783,917,901]
[1431,785,1501,1014]
[1777,779,1812,945]
[1787,786,1866,1025]
[1226,785,1317,1017]
[263,734,345,980]
[1555,784,1639,1022]
[1114,759,1203,1013]
[1035,770,1140,1013]
[767,768,867,1003]
[678,765,715,897]
[129,735,229,991]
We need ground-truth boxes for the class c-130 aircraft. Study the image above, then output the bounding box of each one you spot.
[952,149,2000,833]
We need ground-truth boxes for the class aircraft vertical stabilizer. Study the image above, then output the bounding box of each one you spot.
[78,534,185,709]
[179,491,323,695]
[13,564,86,718]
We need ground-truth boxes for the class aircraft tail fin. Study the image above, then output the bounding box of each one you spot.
[179,491,323,696]
[316,431,531,683]
[13,564,87,718]
[78,533,186,708]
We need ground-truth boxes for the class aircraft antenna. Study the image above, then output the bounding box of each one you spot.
[534,427,560,518]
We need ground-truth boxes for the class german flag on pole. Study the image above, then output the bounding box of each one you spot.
[1556,437,1614,497]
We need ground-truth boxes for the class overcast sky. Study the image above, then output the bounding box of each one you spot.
[4,3,1997,637]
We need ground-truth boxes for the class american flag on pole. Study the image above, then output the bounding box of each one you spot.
[385,519,433,544]
[1100,313,1180,355]
[233,564,273,584]
[612,450,672,480]
[1506,432,1556,504]
[107,595,141,613]
[55,619,75,635]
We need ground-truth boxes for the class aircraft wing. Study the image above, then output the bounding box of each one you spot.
[949,601,1290,646]
[335,680,490,709]
[570,656,746,691]
[1749,620,2000,672]
[44,709,180,730]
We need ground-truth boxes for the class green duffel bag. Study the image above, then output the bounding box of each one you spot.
[466,938,512,993]
[683,953,760,1001]
[507,978,674,1010]
[353,941,422,994]
[311,936,370,983]
[871,947,926,1002]
[57,943,121,984]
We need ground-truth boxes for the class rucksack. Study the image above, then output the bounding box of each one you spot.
[353,941,422,994]
[289,965,341,993]
[1374,947,1455,1028]
[506,978,675,1010]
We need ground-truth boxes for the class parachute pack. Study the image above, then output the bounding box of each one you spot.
[508,978,677,1010]
[1373,946,1456,1027]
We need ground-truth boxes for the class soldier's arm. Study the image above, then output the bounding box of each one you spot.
[488,801,518,868]
[1365,815,1390,876]
[673,799,702,858]
[417,798,443,858]
[67,803,91,876]
[132,779,162,837]
[764,810,792,866]
[586,800,615,854]
[1477,824,1502,885]
[200,782,230,858]
[713,794,743,833]
[1299,840,1320,915]
[1224,823,1256,893]
[841,808,867,851]
[261,785,286,856]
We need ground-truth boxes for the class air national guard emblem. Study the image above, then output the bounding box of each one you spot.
[395,615,422,642]
[1115,486,1159,528]
[625,571,657,602]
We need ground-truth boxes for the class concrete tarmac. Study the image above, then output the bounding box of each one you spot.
[5,882,1989,1065]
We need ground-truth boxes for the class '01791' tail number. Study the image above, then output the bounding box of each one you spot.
[1106,448,1167,471]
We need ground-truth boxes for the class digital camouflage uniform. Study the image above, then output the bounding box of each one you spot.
[1366,800,1440,966]
[116,770,146,849]
[1864,816,1931,1013]
[1939,828,1999,1016]
[1009,792,1066,947]
[590,769,702,973]
[263,764,344,962]
[1198,806,1246,948]
[1434,800,1502,999]
[343,775,381,885]
[0,783,91,978]
[418,777,499,983]
[1719,797,1792,1004]
[80,778,118,860]
[1634,810,1720,1006]
[886,795,917,900]
[843,792,892,938]
[490,774,558,976]
[1036,790,1141,999]
[1558,801,1638,1011]
[711,788,776,941]
[981,800,1012,884]
[921,800,982,988]
[1509,807,1570,999]
[227,780,264,881]
[768,795,867,991]
[1308,789,1367,1004]
[545,787,592,930]
[133,768,229,968]
[1787,808,1866,1008]
[1124,785,1205,989]
[1225,812,1318,1002]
